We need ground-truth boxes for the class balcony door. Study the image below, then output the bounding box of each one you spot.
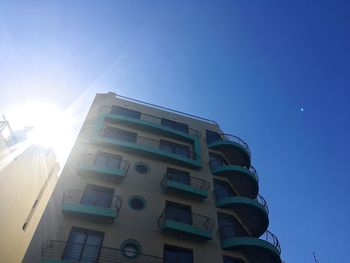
[63,228,104,262]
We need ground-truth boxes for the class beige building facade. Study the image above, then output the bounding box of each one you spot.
[0,119,59,263]
[24,92,282,263]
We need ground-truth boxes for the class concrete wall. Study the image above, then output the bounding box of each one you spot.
[0,145,59,263]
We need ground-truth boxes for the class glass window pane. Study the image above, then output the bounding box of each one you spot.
[63,229,103,263]
[167,168,190,185]
[103,127,137,143]
[179,250,193,263]
[206,130,222,144]
[111,106,141,119]
[164,248,178,263]
[161,118,189,134]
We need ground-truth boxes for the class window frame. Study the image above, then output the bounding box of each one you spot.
[161,118,189,134]
[63,227,104,262]
[94,151,122,169]
[103,126,137,143]
[159,139,190,158]
[111,105,141,119]
[165,201,192,225]
[80,184,114,208]
[166,167,190,185]
[163,244,193,263]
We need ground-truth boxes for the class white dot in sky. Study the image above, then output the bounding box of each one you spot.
[300,108,304,112]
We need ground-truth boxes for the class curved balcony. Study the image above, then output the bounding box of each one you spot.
[98,105,202,139]
[161,173,209,200]
[91,128,202,169]
[62,190,122,223]
[41,240,163,263]
[158,209,214,242]
[219,227,281,263]
[205,134,251,167]
[214,192,269,237]
[210,161,259,198]
[78,153,129,182]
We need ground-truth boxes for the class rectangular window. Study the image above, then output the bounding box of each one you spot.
[159,140,190,158]
[163,245,193,263]
[63,227,104,262]
[94,151,122,169]
[161,118,189,134]
[214,180,236,199]
[206,130,222,144]
[218,213,248,241]
[81,185,114,208]
[111,105,141,119]
[209,152,227,169]
[165,201,192,225]
[223,256,245,263]
[103,126,137,143]
[167,168,190,185]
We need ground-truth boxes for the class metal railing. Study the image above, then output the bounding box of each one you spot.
[213,189,269,214]
[160,172,210,192]
[218,226,281,254]
[79,153,130,172]
[41,240,163,263]
[205,134,251,157]
[158,208,215,231]
[99,105,202,138]
[208,160,259,182]
[100,128,199,160]
[63,189,123,214]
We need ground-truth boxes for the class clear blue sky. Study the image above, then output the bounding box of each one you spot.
[1,1,349,262]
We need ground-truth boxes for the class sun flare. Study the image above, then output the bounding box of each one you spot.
[7,102,76,164]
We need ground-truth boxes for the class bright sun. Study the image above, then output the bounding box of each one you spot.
[7,102,76,164]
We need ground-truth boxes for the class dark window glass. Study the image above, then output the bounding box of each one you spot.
[167,168,190,185]
[223,256,245,263]
[63,228,104,262]
[161,118,189,134]
[103,127,137,143]
[206,130,222,144]
[165,201,192,225]
[81,185,114,208]
[94,152,122,169]
[164,245,193,263]
[111,106,141,119]
[159,140,190,158]
[209,152,227,169]
[218,214,236,241]
[214,180,235,199]
[218,213,248,241]
[135,164,149,173]
[129,197,146,210]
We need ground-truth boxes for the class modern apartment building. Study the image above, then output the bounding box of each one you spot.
[25,92,282,263]
[0,118,59,263]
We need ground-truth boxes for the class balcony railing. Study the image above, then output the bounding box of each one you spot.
[99,128,199,160]
[41,240,163,263]
[205,133,251,157]
[99,105,201,138]
[161,172,210,192]
[209,160,259,182]
[218,226,281,254]
[158,208,215,231]
[79,153,130,172]
[63,189,123,213]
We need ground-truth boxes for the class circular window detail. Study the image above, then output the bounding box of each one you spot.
[120,239,142,259]
[128,195,147,211]
[134,162,150,174]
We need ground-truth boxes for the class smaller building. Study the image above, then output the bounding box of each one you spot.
[0,117,60,263]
